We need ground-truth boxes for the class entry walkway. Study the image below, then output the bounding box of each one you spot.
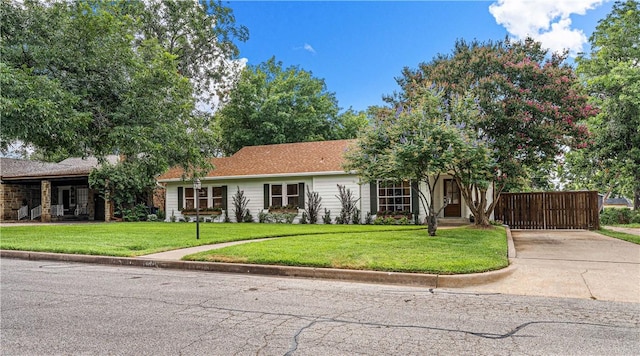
[461,230,640,303]
[139,238,277,260]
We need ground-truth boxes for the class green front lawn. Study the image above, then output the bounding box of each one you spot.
[0,223,422,257]
[185,226,509,274]
[597,228,640,244]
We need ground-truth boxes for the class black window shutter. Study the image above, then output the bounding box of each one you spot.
[177,187,183,210]
[298,182,305,209]
[411,181,419,215]
[370,182,377,214]
[263,184,270,209]
[221,186,228,210]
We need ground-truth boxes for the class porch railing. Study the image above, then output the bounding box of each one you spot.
[51,204,65,217]
[75,204,87,216]
[18,205,28,220]
[31,205,42,220]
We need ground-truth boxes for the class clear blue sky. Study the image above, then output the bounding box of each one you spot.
[226,1,615,112]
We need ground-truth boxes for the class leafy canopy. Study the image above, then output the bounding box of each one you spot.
[216,57,365,155]
[567,0,640,207]
[380,38,595,225]
[0,0,247,208]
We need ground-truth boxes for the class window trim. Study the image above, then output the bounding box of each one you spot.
[269,183,301,209]
[377,180,412,213]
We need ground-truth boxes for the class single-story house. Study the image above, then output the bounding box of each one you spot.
[0,156,118,222]
[602,196,634,210]
[157,139,487,223]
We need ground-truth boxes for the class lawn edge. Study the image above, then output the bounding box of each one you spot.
[0,249,516,288]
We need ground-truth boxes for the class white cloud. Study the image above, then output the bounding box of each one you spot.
[489,0,605,56]
[303,43,316,54]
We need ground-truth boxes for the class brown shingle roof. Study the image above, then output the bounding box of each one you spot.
[0,156,119,180]
[157,139,357,181]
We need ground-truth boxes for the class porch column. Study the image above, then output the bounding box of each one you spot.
[104,189,111,222]
[41,180,51,222]
[88,189,95,221]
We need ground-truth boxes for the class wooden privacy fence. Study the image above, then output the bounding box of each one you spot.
[494,191,600,230]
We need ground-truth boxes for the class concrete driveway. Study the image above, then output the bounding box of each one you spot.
[462,230,640,303]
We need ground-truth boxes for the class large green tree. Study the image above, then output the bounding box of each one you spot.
[387,38,595,226]
[216,57,345,155]
[345,89,478,235]
[568,0,640,208]
[0,0,246,209]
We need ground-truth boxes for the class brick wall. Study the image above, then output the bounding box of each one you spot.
[1,183,28,221]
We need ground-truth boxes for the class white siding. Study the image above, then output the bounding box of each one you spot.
[163,173,493,223]
[312,175,361,223]
[360,181,372,219]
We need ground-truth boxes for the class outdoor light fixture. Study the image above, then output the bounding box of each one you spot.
[194,178,201,240]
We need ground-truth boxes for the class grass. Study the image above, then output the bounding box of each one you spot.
[597,228,640,244]
[611,223,640,228]
[185,226,509,274]
[0,223,422,257]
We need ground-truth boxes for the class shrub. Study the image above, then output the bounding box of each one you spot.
[243,209,254,223]
[224,209,231,223]
[322,209,332,224]
[601,208,636,225]
[147,214,158,222]
[170,210,176,222]
[258,211,269,223]
[383,217,397,225]
[352,208,361,224]
[156,209,166,221]
[300,211,308,224]
[284,213,296,224]
[364,212,372,225]
[232,186,250,222]
[373,217,384,225]
[305,188,322,224]
[336,184,360,224]
[397,216,410,225]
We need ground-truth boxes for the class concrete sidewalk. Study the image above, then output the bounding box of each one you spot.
[461,230,640,303]
[604,225,640,236]
[139,238,278,260]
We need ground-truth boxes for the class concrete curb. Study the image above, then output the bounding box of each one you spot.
[0,249,515,288]
[506,226,517,258]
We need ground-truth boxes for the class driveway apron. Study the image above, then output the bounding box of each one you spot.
[462,230,640,303]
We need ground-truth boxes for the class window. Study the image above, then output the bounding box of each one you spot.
[197,187,208,209]
[286,184,299,207]
[270,183,300,208]
[271,185,283,207]
[185,187,210,209]
[378,181,411,212]
[185,188,195,209]
[212,187,223,208]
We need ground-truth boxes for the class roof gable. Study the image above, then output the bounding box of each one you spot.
[157,139,356,181]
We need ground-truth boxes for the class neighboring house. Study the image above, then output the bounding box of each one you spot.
[603,196,633,210]
[0,156,119,222]
[157,139,486,223]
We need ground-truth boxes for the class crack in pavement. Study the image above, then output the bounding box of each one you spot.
[580,269,597,300]
[6,286,630,354]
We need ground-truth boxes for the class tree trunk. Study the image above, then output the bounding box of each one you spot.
[474,209,491,227]
[635,185,640,211]
[426,215,437,236]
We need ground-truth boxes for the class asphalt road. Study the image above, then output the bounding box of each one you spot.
[1,258,639,355]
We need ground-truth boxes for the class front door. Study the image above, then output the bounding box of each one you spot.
[95,195,105,221]
[444,179,461,217]
[62,189,71,210]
